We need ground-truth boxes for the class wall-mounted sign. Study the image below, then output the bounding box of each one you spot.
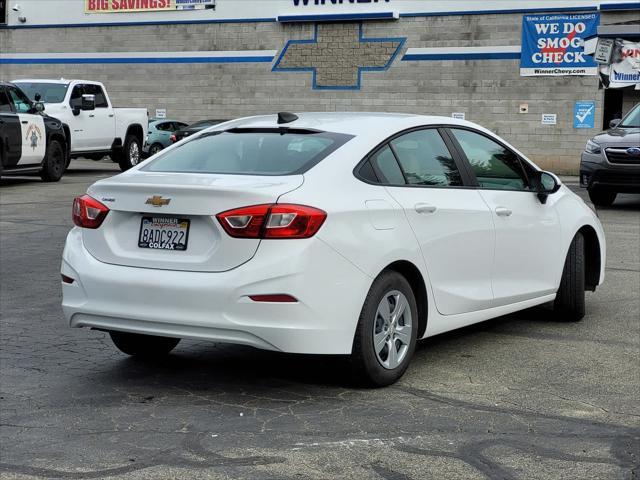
[85,0,215,14]
[155,108,167,119]
[541,114,557,125]
[452,112,466,120]
[594,38,615,64]
[520,13,599,76]
[574,101,596,129]
[600,40,640,89]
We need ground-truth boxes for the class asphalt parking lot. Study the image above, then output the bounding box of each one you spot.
[0,159,638,480]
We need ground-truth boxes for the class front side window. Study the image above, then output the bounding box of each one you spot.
[0,88,12,113]
[82,84,108,108]
[391,129,462,187]
[7,87,31,113]
[69,85,83,109]
[144,129,352,176]
[155,122,172,132]
[13,82,69,104]
[451,129,529,191]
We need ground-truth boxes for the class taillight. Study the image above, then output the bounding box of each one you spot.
[170,134,177,143]
[72,195,109,229]
[216,204,326,239]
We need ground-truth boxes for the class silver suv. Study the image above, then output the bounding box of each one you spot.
[580,103,640,207]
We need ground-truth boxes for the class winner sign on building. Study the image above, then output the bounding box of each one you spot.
[520,13,600,76]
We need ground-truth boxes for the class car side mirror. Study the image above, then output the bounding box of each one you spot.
[34,101,45,113]
[609,118,621,129]
[535,171,561,204]
[81,94,95,111]
[34,93,42,102]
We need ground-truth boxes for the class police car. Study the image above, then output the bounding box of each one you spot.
[0,81,68,182]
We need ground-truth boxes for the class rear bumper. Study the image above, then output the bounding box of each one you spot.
[580,154,640,193]
[62,229,372,354]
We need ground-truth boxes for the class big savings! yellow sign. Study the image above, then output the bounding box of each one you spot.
[85,0,215,13]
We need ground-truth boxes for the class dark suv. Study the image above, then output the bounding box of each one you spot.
[580,103,640,207]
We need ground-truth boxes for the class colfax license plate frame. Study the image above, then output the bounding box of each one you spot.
[138,216,190,251]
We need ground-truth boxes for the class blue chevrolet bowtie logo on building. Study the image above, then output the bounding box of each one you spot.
[272,23,405,90]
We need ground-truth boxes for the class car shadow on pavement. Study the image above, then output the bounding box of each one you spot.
[87,305,558,392]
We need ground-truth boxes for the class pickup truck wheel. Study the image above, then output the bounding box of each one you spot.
[118,134,142,171]
[40,140,65,182]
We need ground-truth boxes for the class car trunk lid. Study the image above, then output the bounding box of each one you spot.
[82,172,304,272]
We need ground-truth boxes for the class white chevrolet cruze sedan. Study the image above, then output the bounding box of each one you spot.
[62,112,606,386]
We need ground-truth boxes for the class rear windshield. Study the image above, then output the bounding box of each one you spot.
[143,129,353,176]
[14,82,69,104]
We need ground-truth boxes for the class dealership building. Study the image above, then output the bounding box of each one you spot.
[1,0,638,173]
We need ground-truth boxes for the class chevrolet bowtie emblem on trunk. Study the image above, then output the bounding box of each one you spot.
[146,196,171,207]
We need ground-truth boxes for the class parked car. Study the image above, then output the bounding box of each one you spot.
[13,79,148,171]
[62,112,605,387]
[580,102,640,207]
[171,119,226,143]
[0,81,68,182]
[144,119,189,157]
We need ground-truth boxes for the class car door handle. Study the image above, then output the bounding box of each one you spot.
[415,203,437,214]
[108,114,114,118]
[495,207,513,217]
[21,120,28,124]
[89,114,95,118]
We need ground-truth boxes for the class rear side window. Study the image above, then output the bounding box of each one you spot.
[370,145,405,185]
[144,129,352,176]
[390,129,462,187]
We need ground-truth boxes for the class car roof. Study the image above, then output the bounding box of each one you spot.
[220,112,483,137]
[12,79,96,86]
[150,118,184,124]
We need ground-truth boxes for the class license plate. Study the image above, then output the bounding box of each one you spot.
[138,217,190,251]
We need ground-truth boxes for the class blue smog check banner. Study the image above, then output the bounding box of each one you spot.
[520,13,599,76]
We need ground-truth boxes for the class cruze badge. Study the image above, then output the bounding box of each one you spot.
[146,196,171,207]
[626,147,640,157]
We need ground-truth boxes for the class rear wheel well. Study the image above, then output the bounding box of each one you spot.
[383,261,428,339]
[126,124,144,144]
[577,225,601,291]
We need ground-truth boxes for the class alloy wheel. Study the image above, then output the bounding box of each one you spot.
[129,141,140,166]
[373,290,413,370]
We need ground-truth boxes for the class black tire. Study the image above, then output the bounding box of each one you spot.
[553,232,586,322]
[109,331,180,358]
[40,139,65,182]
[588,189,617,207]
[148,143,164,156]
[117,134,142,171]
[350,271,418,387]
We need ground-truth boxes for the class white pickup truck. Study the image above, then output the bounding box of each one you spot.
[12,79,148,171]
